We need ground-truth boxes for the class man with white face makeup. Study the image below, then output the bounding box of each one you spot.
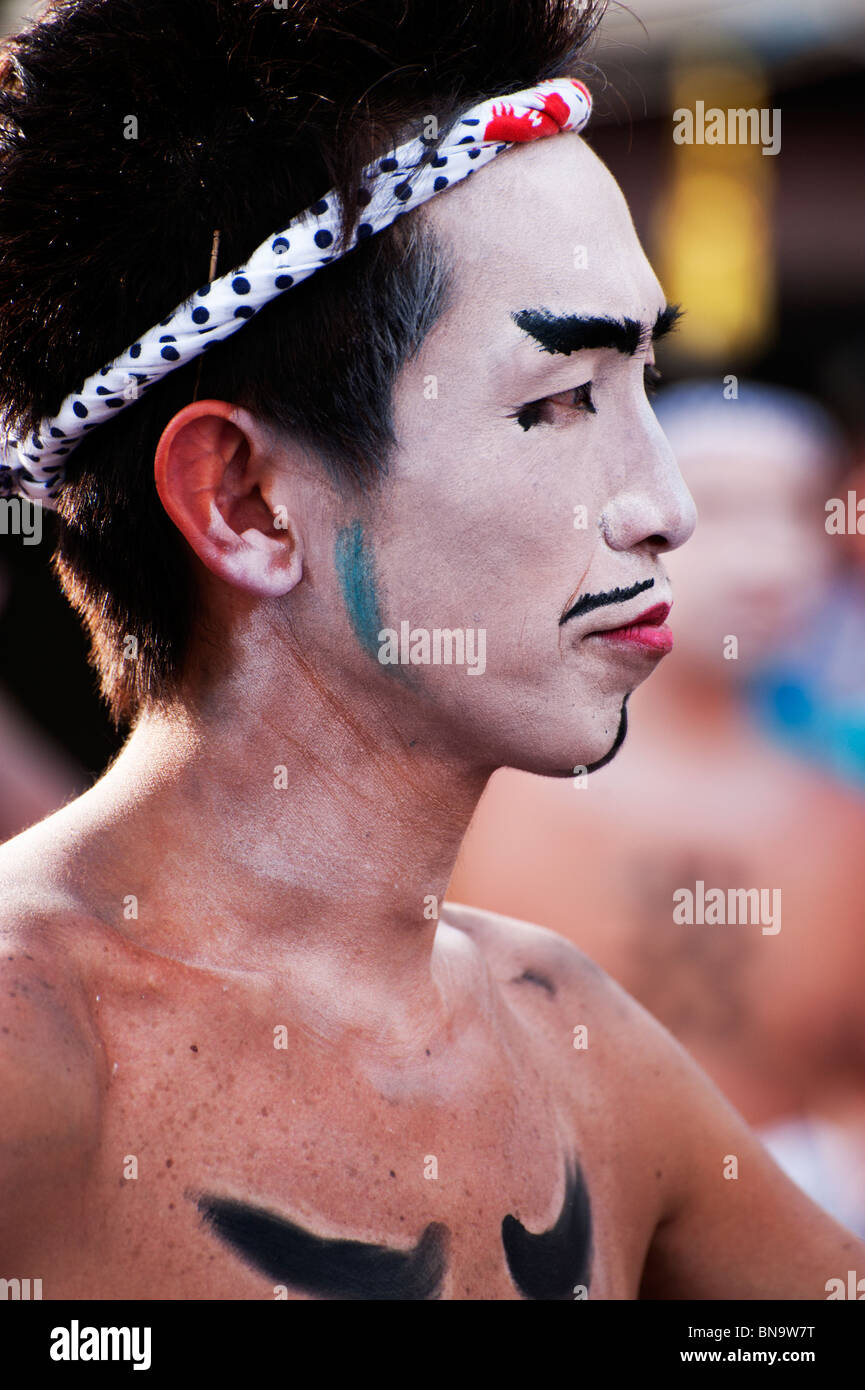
[1,0,863,1301]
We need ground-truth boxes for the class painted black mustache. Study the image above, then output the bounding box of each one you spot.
[560,577,655,627]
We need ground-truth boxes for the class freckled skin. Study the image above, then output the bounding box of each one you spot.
[0,908,662,1299]
[1,134,863,1300]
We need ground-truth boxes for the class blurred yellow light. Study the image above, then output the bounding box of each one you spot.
[654,51,776,365]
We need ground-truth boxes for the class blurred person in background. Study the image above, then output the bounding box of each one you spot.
[0,691,81,841]
[450,379,865,1236]
[748,451,865,792]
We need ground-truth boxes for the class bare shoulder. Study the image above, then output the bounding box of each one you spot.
[441,898,727,1184]
[441,897,708,1077]
[442,898,639,1026]
[441,900,865,1297]
[0,865,106,1265]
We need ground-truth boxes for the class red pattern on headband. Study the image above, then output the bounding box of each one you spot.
[483,80,589,143]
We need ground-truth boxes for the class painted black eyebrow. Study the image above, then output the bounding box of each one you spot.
[653,302,683,343]
[511,303,682,358]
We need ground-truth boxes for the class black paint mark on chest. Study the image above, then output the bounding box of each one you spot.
[196,1194,449,1300]
[501,1159,592,1299]
[510,967,557,998]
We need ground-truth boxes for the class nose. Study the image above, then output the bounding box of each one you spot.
[601,416,697,555]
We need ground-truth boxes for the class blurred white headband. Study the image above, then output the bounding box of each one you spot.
[0,77,591,507]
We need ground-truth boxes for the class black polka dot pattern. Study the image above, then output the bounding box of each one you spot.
[8,77,592,504]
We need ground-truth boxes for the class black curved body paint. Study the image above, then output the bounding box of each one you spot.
[511,968,556,998]
[584,694,630,775]
[502,1159,592,1299]
[197,1194,449,1300]
[550,696,631,779]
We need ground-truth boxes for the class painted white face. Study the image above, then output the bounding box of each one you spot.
[326,132,697,775]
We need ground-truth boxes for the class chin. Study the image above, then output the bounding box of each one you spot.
[584,699,630,774]
[529,697,632,779]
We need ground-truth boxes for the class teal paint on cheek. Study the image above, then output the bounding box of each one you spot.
[334,520,385,659]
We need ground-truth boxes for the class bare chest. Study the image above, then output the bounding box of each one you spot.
[44,979,645,1300]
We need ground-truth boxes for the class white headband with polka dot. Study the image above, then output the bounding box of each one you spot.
[0,77,591,507]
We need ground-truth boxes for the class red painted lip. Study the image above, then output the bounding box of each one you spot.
[589,601,673,654]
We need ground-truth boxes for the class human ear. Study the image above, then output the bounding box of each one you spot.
[154,400,302,597]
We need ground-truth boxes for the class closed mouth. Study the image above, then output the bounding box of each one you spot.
[590,601,670,635]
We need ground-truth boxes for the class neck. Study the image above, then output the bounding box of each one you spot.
[61,660,490,1036]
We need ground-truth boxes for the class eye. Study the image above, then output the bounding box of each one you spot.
[644,362,663,396]
[513,380,596,432]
